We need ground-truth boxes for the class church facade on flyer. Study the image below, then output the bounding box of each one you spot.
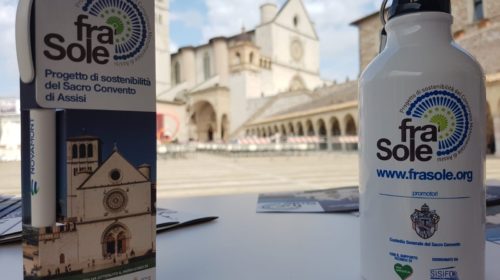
[23,136,155,278]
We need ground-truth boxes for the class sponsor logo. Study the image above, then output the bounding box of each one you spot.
[377,87,471,162]
[43,0,151,65]
[410,204,440,239]
[394,263,413,280]
[430,266,459,279]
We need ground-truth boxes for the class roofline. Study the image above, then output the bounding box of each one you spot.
[350,10,382,26]
[172,30,256,56]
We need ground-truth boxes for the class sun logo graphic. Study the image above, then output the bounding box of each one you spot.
[82,0,151,63]
[405,90,472,158]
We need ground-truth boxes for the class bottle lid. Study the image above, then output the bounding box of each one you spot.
[388,0,451,20]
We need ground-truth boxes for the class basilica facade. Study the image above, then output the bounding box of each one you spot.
[154,0,500,155]
[156,0,325,143]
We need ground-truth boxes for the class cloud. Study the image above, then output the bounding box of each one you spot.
[202,0,278,41]
[303,0,379,80]
[0,0,19,97]
[170,10,205,29]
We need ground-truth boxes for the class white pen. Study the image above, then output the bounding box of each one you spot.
[29,109,56,228]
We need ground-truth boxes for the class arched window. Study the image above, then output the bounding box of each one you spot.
[60,254,65,264]
[72,144,78,159]
[293,15,299,27]
[105,233,115,255]
[174,62,181,84]
[473,0,484,21]
[117,232,127,254]
[87,144,93,158]
[79,144,86,158]
[235,52,241,64]
[249,52,254,64]
[203,52,211,80]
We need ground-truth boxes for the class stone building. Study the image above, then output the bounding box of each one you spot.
[243,0,500,155]
[156,0,326,143]
[23,137,155,278]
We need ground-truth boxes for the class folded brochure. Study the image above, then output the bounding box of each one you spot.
[0,196,217,244]
[257,183,500,244]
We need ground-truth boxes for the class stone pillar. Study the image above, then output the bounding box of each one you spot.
[494,116,500,156]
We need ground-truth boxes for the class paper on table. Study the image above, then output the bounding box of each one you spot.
[0,196,219,244]
[257,186,359,213]
[257,182,500,214]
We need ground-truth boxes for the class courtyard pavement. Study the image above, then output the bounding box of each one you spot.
[0,152,499,197]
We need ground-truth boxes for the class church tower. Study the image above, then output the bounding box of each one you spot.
[66,136,100,219]
[228,29,262,132]
[155,0,171,96]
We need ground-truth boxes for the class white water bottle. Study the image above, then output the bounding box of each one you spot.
[359,0,486,279]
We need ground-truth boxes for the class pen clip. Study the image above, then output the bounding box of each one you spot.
[16,0,35,84]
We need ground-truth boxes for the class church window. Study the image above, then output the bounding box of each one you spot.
[79,144,86,158]
[203,52,211,80]
[117,232,127,254]
[293,15,299,27]
[72,144,78,159]
[473,0,484,21]
[235,52,241,64]
[109,169,122,182]
[174,62,181,84]
[60,254,65,264]
[87,144,93,158]
[105,233,115,255]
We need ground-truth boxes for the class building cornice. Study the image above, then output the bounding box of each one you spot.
[248,100,358,126]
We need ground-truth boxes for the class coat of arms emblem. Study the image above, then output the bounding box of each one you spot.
[410,204,440,239]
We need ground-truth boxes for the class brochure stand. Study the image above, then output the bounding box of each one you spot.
[16,0,157,278]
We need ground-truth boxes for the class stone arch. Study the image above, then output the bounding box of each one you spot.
[317,118,327,150]
[268,127,273,136]
[101,223,131,257]
[344,114,357,151]
[296,122,305,136]
[288,122,295,135]
[344,114,357,136]
[487,102,496,154]
[330,116,342,150]
[305,119,315,136]
[221,114,229,142]
[280,124,287,137]
[190,100,217,142]
[273,125,279,136]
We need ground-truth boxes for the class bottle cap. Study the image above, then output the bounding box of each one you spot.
[388,0,451,20]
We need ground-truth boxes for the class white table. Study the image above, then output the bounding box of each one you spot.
[1,194,500,279]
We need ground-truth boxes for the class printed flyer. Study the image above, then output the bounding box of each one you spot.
[17,0,156,279]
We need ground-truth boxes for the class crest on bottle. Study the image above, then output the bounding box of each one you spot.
[410,204,440,239]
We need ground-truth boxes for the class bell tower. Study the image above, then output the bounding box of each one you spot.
[66,136,100,219]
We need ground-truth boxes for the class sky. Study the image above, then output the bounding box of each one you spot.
[0,0,381,98]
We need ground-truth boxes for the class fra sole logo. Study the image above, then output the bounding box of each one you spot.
[405,89,471,159]
[82,0,150,63]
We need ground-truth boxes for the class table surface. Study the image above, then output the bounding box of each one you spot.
[1,194,500,280]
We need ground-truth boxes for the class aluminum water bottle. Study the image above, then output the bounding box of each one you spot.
[359,0,486,279]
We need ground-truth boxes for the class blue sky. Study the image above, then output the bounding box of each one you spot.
[0,0,380,98]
